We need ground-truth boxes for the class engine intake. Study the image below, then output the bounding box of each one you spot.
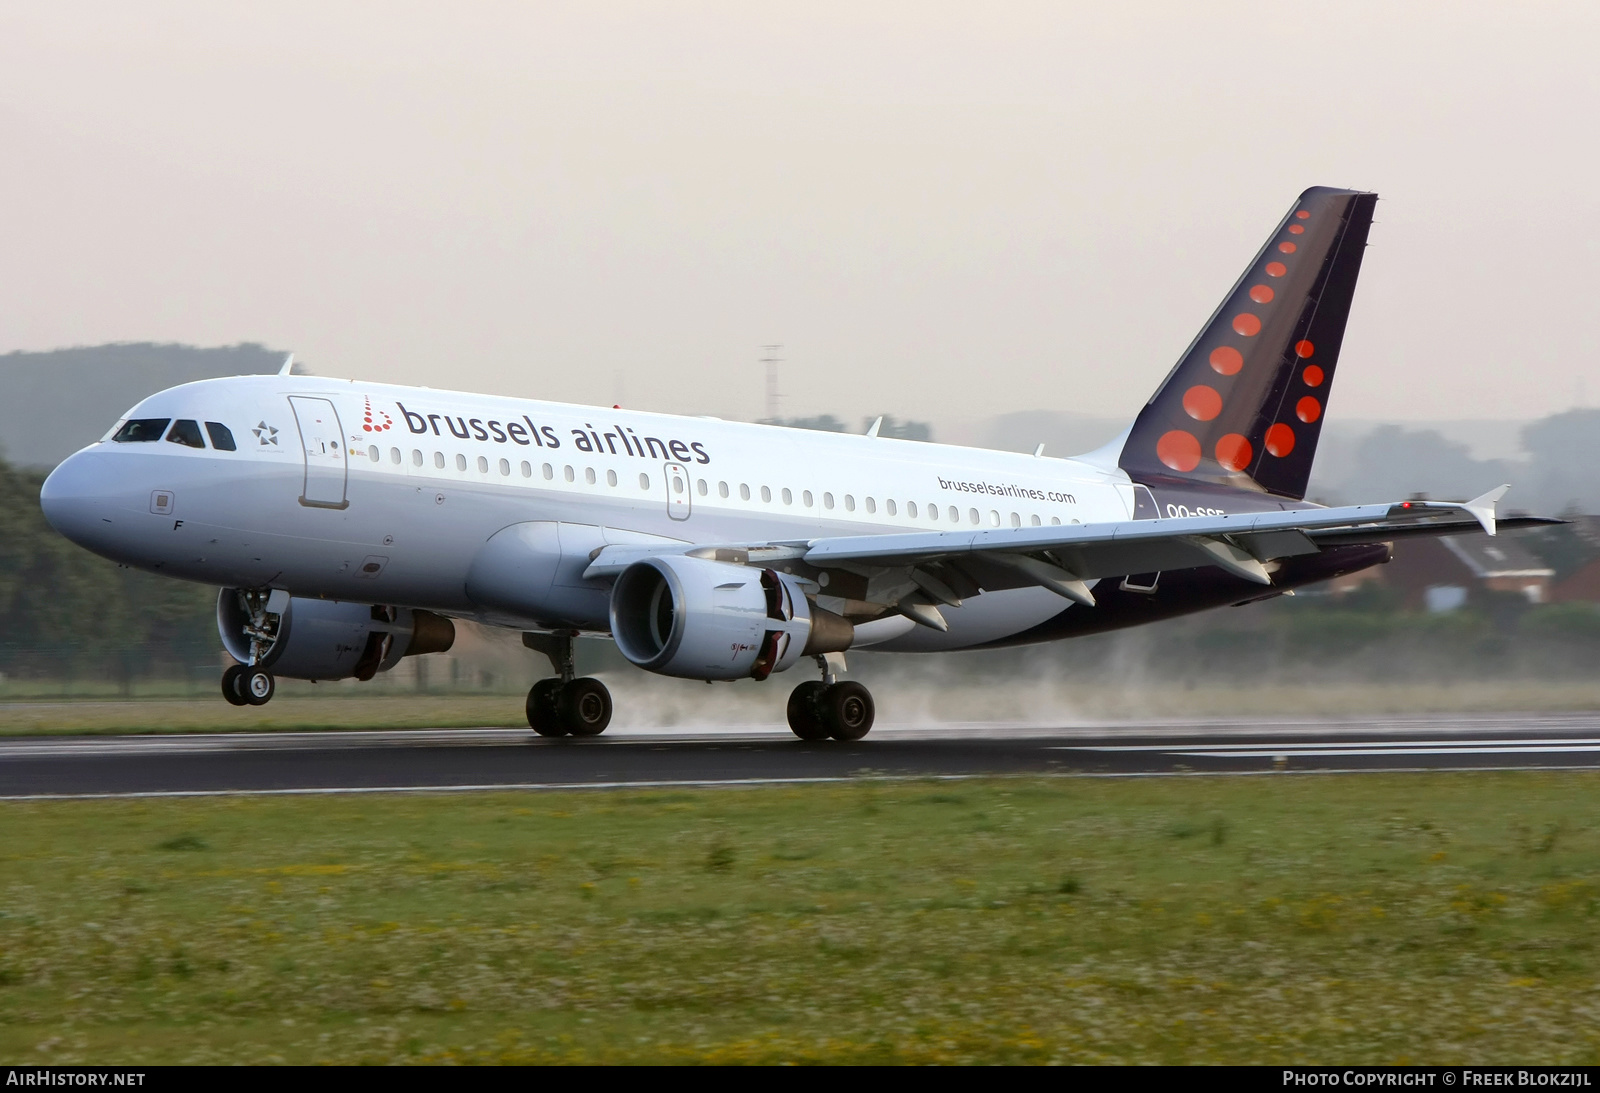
[217,590,455,682]
[609,555,850,680]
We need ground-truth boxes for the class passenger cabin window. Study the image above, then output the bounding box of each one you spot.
[165,419,206,449]
[739,484,751,501]
[640,473,651,489]
[412,450,423,466]
[782,488,792,505]
[205,422,237,451]
[368,446,380,462]
[434,452,446,468]
[456,454,468,471]
[803,490,814,507]
[113,419,170,443]
[760,486,771,503]
[697,479,707,495]
[906,501,917,518]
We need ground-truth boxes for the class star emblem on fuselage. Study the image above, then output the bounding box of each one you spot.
[253,422,279,445]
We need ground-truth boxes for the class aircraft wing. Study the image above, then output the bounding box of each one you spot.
[585,486,1557,618]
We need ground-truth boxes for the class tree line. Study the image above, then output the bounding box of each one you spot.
[0,459,217,682]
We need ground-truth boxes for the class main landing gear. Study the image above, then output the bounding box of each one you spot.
[221,663,275,706]
[786,656,874,741]
[523,630,613,738]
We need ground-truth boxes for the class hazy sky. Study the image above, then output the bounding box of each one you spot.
[2,2,1596,428]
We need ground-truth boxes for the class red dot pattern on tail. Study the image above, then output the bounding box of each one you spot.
[1183,385,1222,421]
[1265,423,1295,457]
[1215,434,1252,472]
[1210,347,1243,376]
[1157,430,1202,472]
[1154,205,1312,475]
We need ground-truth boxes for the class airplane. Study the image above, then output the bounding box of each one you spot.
[38,186,1554,741]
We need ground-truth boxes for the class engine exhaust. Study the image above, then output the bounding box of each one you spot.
[801,602,854,656]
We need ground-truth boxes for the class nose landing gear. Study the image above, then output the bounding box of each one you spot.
[220,589,281,707]
[523,630,613,738]
[786,655,875,741]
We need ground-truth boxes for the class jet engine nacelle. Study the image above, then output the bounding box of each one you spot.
[217,590,455,682]
[609,555,851,681]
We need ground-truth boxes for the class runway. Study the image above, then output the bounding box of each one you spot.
[2,712,1599,799]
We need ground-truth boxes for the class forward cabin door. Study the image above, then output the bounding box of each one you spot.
[288,396,349,509]
[664,462,691,521]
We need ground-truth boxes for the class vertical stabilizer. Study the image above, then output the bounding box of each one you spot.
[1118,187,1377,501]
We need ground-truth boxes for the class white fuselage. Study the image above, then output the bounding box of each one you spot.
[42,375,1140,652]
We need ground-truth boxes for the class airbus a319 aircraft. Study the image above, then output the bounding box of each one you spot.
[40,187,1549,740]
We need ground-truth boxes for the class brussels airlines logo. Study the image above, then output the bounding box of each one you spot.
[395,402,712,465]
[361,398,393,433]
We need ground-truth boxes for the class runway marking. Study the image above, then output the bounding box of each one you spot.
[1059,738,1600,753]
[3,766,1598,802]
[1170,745,1600,758]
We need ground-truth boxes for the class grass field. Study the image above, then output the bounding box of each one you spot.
[1,772,1598,1064]
[5,676,1600,735]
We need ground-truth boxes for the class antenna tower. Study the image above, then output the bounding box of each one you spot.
[760,344,783,422]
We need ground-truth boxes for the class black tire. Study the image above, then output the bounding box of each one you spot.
[221,664,249,707]
[821,681,874,741]
[558,677,613,737]
[786,681,831,740]
[526,678,566,737]
[243,668,275,706]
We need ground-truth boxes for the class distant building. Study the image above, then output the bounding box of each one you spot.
[1380,534,1554,612]
[1552,558,1600,604]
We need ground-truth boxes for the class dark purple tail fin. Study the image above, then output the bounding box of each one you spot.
[1118,186,1377,501]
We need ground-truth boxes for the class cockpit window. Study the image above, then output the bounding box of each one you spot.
[165,419,206,449]
[112,418,171,443]
[205,422,237,451]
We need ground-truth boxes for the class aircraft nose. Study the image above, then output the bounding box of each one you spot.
[39,449,120,549]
